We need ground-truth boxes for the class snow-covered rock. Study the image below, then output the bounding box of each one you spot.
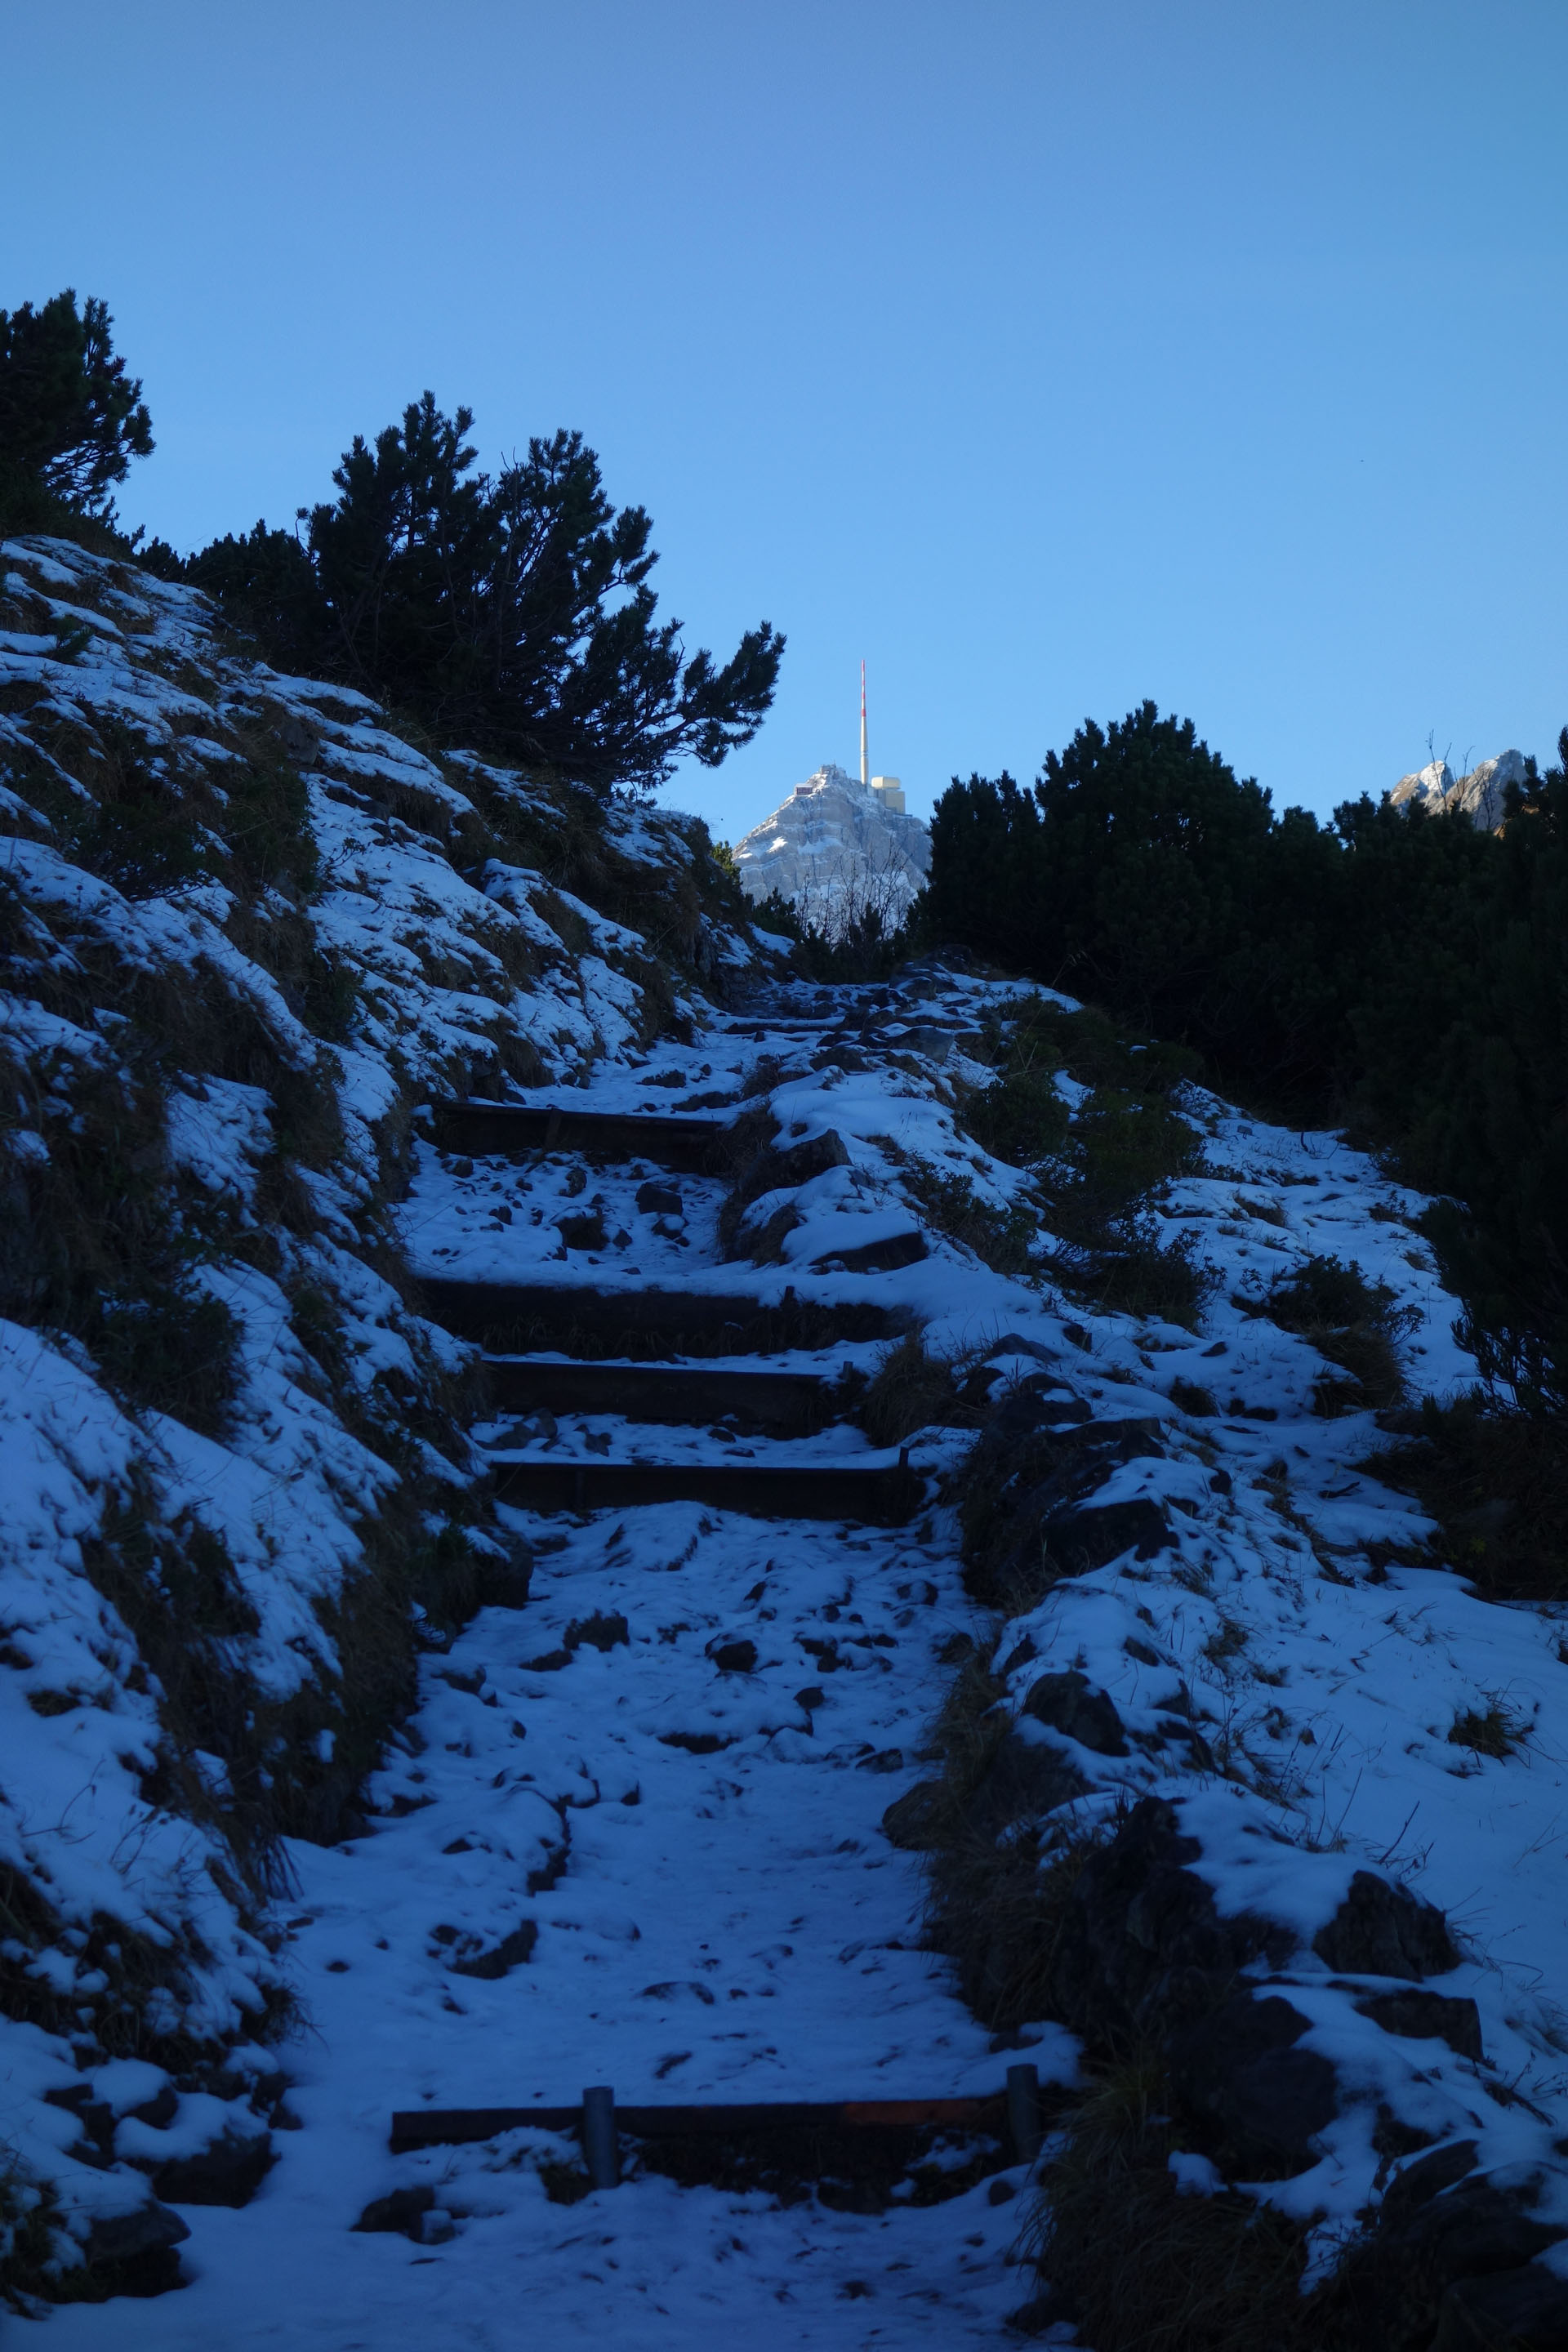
[1389,748,1527,831]
[733,762,929,934]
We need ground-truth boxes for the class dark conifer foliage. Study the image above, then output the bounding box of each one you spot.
[0,291,153,530]
[177,394,783,795]
[924,706,1568,1402]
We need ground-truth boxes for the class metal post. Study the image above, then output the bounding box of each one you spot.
[1006,2062,1043,2165]
[581,2084,619,2189]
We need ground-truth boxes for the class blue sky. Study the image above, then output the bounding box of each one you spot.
[5,2,1565,836]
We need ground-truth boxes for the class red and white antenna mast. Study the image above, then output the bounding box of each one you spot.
[859,657,869,789]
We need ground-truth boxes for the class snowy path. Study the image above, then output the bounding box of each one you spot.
[48,979,1062,2348]
[41,959,1568,2345]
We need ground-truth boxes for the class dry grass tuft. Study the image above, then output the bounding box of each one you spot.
[901,1159,1037,1275]
[1022,2060,1315,2352]
[1255,1254,1416,1415]
[858,1332,987,1448]
[1370,1392,1568,1604]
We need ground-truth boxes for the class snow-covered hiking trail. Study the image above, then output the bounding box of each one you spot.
[42,951,1568,2348]
[47,975,1070,2349]
[10,531,1568,2345]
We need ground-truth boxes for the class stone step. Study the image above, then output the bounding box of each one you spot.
[482,1356,841,1434]
[430,1099,738,1173]
[420,1276,907,1359]
[488,1451,920,1525]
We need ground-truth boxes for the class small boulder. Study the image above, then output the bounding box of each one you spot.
[81,2198,190,2266]
[129,2084,180,2131]
[988,1333,1058,1365]
[555,1209,608,1251]
[450,1920,538,1979]
[1166,1992,1339,2179]
[763,1129,851,1189]
[707,1637,757,1674]
[1381,2140,1481,2228]
[1022,1669,1127,1756]
[991,1383,1092,1446]
[354,2185,435,2238]
[1312,1871,1459,1980]
[1435,2263,1568,2351]
[564,1611,629,1654]
[1383,2171,1560,2285]
[1047,1797,1288,2050]
[1044,1496,1171,1576]
[152,2123,274,2207]
[479,1541,533,1610]
[636,1181,684,1215]
[1356,1989,1484,2062]
[881,1781,947,1849]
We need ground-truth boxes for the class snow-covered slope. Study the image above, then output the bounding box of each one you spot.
[0,534,762,2301]
[9,537,1568,2347]
[1389,749,1527,831]
[733,762,929,934]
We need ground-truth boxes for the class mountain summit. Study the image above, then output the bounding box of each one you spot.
[733,760,929,935]
[1390,747,1527,831]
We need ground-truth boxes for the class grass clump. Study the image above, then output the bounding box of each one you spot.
[929,1813,1108,2034]
[985,1000,1200,1099]
[91,1280,243,1436]
[911,1642,1115,2032]
[1447,1700,1524,1757]
[1022,2060,1314,2352]
[1370,1391,1568,1603]
[0,1041,246,1436]
[963,1065,1070,1168]
[901,1160,1036,1276]
[1021,1079,1214,1330]
[1169,1375,1219,1417]
[858,1333,982,1448]
[960,995,1218,1330]
[1256,1254,1416,1414]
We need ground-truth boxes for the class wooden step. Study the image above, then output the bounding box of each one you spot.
[420,1277,907,1359]
[431,1099,737,1173]
[483,1357,840,1433]
[810,1230,927,1274]
[488,1452,920,1525]
[391,2091,1009,2152]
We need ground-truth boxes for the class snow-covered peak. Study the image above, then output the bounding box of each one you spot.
[1389,747,1527,831]
[733,761,929,937]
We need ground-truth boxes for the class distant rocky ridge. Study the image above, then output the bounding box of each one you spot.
[1389,748,1527,832]
[733,761,929,936]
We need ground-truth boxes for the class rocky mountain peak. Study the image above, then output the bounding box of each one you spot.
[1389,748,1527,832]
[733,760,929,936]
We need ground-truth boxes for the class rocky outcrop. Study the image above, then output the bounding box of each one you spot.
[1313,1870,1460,1980]
[1045,1797,1289,2050]
[1388,751,1528,834]
[955,1376,1169,1604]
[1334,2149,1566,2352]
[733,763,929,936]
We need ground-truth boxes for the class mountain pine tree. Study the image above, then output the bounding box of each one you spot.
[0,291,152,531]
[180,394,782,795]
